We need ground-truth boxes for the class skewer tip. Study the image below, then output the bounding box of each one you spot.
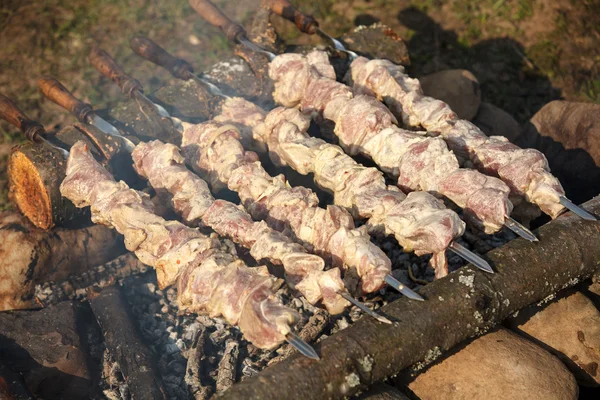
[339,292,392,324]
[286,332,319,360]
[504,216,539,242]
[559,196,597,221]
[449,242,494,274]
[384,275,425,301]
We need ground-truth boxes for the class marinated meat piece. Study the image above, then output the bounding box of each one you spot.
[132,140,348,314]
[60,141,298,350]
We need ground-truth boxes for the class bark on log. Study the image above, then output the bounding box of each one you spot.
[218,197,600,400]
[0,211,124,311]
[7,141,79,230]
[0,301,95,399]
[8,124,136,229]
[89,285,166,400]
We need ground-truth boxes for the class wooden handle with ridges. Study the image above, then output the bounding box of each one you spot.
[262,0,318,34]
[130,36,194,81]
[89,47,143,97]
[37,76,95,123]
[0,94,46,142]
[189,0,245,41]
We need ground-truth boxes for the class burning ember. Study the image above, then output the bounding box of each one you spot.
[0,0,599,399]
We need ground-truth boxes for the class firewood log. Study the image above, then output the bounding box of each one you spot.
[217,197,600,400]
[7,123,136,230]
[89,285,167,400]
[0,211,124,311]
[0,301,96,399]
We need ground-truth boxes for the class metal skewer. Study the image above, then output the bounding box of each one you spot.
[559,196,597,221]
[504,216,538,241]
[0,94,69,158]
[128,36,427,303]
[263,0,358,59]
[37,77,136,153]
[285,332,319,360]
[448,242,493,274]
[88,47,175,122]
[339,292,392,324]
[384,275,424,301]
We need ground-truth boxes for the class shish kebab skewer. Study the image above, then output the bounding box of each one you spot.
[264,0,597,223]
[269,51,535,241]
[129,38,491,281]
[37,76,392,323]
[117,41,423,299]
[185,4,496,274]
[0,97,317,357]
[189,0,538,242]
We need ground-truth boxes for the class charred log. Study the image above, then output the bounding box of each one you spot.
[89,285,167,400]
[0,361,34,400]
[7,141,79,230]
[0,211,124,311]
[8,124,137,229]
[218,197,600,400]
[0,301,96,399]
[35,253,149,307]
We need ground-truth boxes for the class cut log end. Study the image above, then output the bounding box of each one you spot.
[8,147,54,230]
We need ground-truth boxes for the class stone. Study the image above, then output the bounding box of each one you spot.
[518,101,600,204]
[408,328,578,400]
[472,102,522,143]
[506,291,600,386]
[420,69,481,121]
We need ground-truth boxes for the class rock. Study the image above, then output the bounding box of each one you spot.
[522,100,600,166]
[420,69,481,121]
[506,291,600,386]
[408,328,578,400]
[518,101,600,204]
[472,102,521,143]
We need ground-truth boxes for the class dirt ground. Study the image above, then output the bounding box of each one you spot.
[0,0,598,209]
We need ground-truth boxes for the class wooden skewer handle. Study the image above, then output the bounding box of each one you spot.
[262,0,318,34]
[89,47,143,97]
[37,76,95,124]
[0,94,46,142]
[189,0,245,42]
[130,36,195,81]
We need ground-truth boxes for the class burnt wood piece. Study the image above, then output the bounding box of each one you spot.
[0,301,95,399]
[0,211,124,311]
[90,47,181,145]
[340,24,410,66]
[106,99,182,145]
[89,286,167,400]
[218,197,600,399]
[8,122,135,229]
[0,361,34,400]
[35,253,149,307]
[7,141,78,230]
[152,80,220,123]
